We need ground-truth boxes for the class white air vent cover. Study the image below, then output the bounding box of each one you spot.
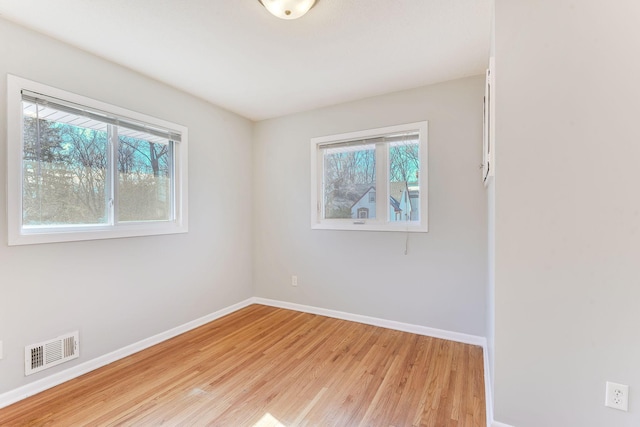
[25,331,79,376]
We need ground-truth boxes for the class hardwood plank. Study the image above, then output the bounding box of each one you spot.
[0,305,485,426]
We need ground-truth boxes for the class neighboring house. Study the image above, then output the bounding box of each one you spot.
[389,181,419,221]
[350,182,419,221]
[350,186,376,219]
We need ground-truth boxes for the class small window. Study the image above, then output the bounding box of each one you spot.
[7,75,188,245]
[311,121,427,232]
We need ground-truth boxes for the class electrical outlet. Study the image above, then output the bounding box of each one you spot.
[291,275,298,287]
[605,381,629,411]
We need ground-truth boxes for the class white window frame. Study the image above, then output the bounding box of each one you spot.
[7,75,188,245]
[310,121,428,232]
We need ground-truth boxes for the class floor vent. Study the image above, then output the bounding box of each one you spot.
[25,331,79,376]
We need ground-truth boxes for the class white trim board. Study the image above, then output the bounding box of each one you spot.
[1,297,497,427]
[484,337,494,427]
[0,298,254,409]
[254,298,495,427]
[254,297,486,346]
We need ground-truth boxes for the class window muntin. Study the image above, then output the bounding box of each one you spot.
[311,121,428,232]
[8,75,188,245]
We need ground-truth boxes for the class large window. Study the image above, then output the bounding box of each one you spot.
[7,75,188,245]
[310,121,428,232]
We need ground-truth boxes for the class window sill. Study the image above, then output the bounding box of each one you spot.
[9,221,188,246]
[311,221,427,233]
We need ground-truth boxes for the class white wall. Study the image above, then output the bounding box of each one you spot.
[0,19,254,394]
[494,1,640,425]
[253,77,487,336]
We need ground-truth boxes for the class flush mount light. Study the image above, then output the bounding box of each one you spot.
[259,0,316,20]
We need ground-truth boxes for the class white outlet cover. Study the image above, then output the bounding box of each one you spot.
[605,381,629,411]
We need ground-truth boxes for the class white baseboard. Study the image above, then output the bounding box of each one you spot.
[253,297,486,346]
[0,298,254,409]
[1,296,498,427]
[253,297,495,427]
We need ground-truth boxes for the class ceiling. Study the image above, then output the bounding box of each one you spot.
[0,0,492,121]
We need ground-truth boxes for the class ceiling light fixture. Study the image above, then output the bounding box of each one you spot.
[259,0,316,20]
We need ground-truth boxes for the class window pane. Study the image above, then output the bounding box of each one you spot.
[22,102,108,226]
[118,132,172,222]
[389,139,420,222]
[322,144,376,219]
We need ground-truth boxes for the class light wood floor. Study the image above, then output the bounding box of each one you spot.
[0,305,485,426]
